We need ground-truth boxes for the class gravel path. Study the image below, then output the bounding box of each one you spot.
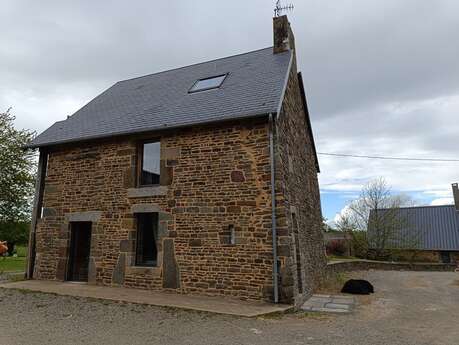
[0,271,458,345]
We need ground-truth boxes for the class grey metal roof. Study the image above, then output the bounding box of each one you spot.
[369,205,459,251]
[28,47,292,148]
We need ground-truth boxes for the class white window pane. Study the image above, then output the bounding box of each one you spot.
[190,75,227,92]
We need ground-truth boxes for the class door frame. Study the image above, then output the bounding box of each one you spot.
[66,221,92,282]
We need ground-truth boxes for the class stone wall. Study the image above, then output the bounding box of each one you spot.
[275,57,326,306]
[451,252,459,264]
[326,260,457,276]
[33,59,326,304]
[34,118,277,301]
[387,250,441,263]
[366,249,459,264]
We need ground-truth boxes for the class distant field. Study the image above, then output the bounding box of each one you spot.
[0,246,27,273]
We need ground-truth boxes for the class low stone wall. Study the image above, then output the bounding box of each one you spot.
[326,260,457,276]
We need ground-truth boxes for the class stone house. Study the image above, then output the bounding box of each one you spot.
[26,16,326,306]
[368,183,459,264]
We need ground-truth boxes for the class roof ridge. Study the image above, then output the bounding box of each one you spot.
[116,46,276,84]
[376,204,455,211]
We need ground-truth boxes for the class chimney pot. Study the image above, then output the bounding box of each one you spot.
[452,183,459,211]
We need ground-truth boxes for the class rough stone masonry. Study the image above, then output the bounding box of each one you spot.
[31,15,326,306]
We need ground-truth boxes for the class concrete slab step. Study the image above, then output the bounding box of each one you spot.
[302,294,356,314]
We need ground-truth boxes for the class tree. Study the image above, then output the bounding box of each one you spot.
[0,108,36,255]
[336,178,418,259]
[335,211,356,233]
[322,217,335,233]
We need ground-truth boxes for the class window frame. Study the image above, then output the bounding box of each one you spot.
[220,224,237,246]
[137,140,161,187]
[135,212,159,268]
[188,74,228,94]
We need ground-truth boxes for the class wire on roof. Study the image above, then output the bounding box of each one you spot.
[317,152,459,162]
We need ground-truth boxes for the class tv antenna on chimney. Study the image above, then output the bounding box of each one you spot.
[274,0,294,17]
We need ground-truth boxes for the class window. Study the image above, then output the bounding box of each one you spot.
[135,213,158,267]
[189,74,227,93]
[139,141,160,186]
[220,224,236,245]
[229,224,236,245]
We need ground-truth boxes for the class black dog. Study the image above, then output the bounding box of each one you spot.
[341,279,374,295]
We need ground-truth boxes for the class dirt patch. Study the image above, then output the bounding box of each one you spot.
[1,272,458,345]
[318,270,369,295]
[356,297,400,321]
[295,312,333,321]
[402,276,433,289]
[355,294,373,306]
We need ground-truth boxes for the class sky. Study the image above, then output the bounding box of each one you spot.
[1,0,459,223]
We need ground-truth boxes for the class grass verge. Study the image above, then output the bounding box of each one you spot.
[0,257,26,273]
[0,246,27,273]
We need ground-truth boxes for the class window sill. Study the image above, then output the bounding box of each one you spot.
[126,266,161,275]
[127,186,168,198]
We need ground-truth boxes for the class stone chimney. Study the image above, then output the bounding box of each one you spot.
[453,183,459,211]
[273,15,296,54]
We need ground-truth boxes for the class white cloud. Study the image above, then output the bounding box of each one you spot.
[332,205,353,226]
[1,0,459,218]
[430,198,454,206]
[317,94,459,197]
[423,189,455,198]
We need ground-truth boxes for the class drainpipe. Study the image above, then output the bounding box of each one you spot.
[269,113,279,303]
[26,149,48,279]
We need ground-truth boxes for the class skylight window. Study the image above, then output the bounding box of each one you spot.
[189,74,227,93]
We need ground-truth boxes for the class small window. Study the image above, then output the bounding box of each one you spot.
[189,74,227,93]
[135,213,158,267]
[229,224,236,245]
[220,224,236,245]
[139,141,160,186]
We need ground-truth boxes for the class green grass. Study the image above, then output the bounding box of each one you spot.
[0,246,27,273]
[16,246,27,257]
[327,255,358,261]
[0,256,26,273]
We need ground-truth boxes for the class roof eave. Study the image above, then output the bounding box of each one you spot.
[275,50,294,116]
[272,51,320,173]
[24,111,273,150]
[298,72,320,173]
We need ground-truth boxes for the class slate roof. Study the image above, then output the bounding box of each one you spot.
[368,205,459,251]
[28,47,292,148]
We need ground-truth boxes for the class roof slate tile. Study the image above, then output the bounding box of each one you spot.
[29,47,292,148]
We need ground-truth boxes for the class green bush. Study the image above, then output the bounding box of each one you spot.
[351,231,369,259]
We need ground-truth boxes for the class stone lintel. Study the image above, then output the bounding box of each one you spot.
[65,211,102,222]
[131,203,161,214]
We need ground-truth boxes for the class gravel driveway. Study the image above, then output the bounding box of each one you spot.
[0,270,458,345]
